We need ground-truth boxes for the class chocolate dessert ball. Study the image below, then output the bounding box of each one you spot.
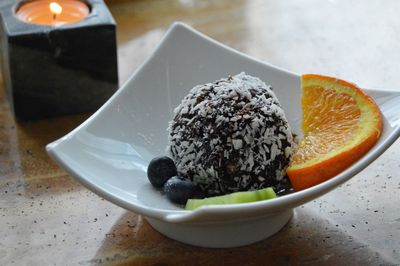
[167,73,294,196]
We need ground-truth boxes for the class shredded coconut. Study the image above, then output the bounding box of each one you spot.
[167,73,294,196]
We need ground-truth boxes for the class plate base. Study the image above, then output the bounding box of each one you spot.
[146,208,293,248]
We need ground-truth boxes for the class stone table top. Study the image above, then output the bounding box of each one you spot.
[1,0,399,265]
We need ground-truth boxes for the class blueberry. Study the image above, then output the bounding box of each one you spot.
[163,176,195,204]
[147,156,177,188]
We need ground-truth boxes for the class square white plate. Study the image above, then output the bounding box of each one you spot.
[47,22,400,248]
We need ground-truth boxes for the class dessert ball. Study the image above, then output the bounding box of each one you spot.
[167,73,294,196]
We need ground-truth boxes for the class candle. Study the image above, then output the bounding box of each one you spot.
[0,0,118,120]
[16,0,89,26]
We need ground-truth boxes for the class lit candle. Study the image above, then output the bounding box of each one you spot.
[15,0,89,26]
[50,2,62,21]
[0,0,118,120]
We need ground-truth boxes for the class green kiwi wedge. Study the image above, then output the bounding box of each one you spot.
[185,187,276,210]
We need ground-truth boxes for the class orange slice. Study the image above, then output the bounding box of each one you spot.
[287,74,383,191]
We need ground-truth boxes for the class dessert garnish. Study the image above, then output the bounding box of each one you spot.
[287,74,383,190]
[147,156,177,188]
[163,176,196,204]
[185,187,276,210]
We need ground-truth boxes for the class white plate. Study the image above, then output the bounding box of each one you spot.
[46,22,400,248]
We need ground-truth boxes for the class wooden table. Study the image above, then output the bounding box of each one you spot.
[1,0,400,265]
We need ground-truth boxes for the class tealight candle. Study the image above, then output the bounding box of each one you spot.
[16,0,89,26]
[0,0,118,120]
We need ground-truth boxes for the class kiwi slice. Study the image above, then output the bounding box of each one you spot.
[185,187,277,210]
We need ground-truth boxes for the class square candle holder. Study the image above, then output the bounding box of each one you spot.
[0,0,118,120]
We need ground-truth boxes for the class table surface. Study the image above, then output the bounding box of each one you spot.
[1,0,400,265]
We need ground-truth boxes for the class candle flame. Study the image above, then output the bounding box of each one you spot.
[49,2,62,15]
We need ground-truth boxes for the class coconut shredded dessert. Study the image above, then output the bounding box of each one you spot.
[167,72,294,196]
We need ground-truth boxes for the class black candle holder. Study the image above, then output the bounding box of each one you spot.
[0,0,118,120]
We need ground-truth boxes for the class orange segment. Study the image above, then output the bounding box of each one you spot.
[287,74,383,191]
